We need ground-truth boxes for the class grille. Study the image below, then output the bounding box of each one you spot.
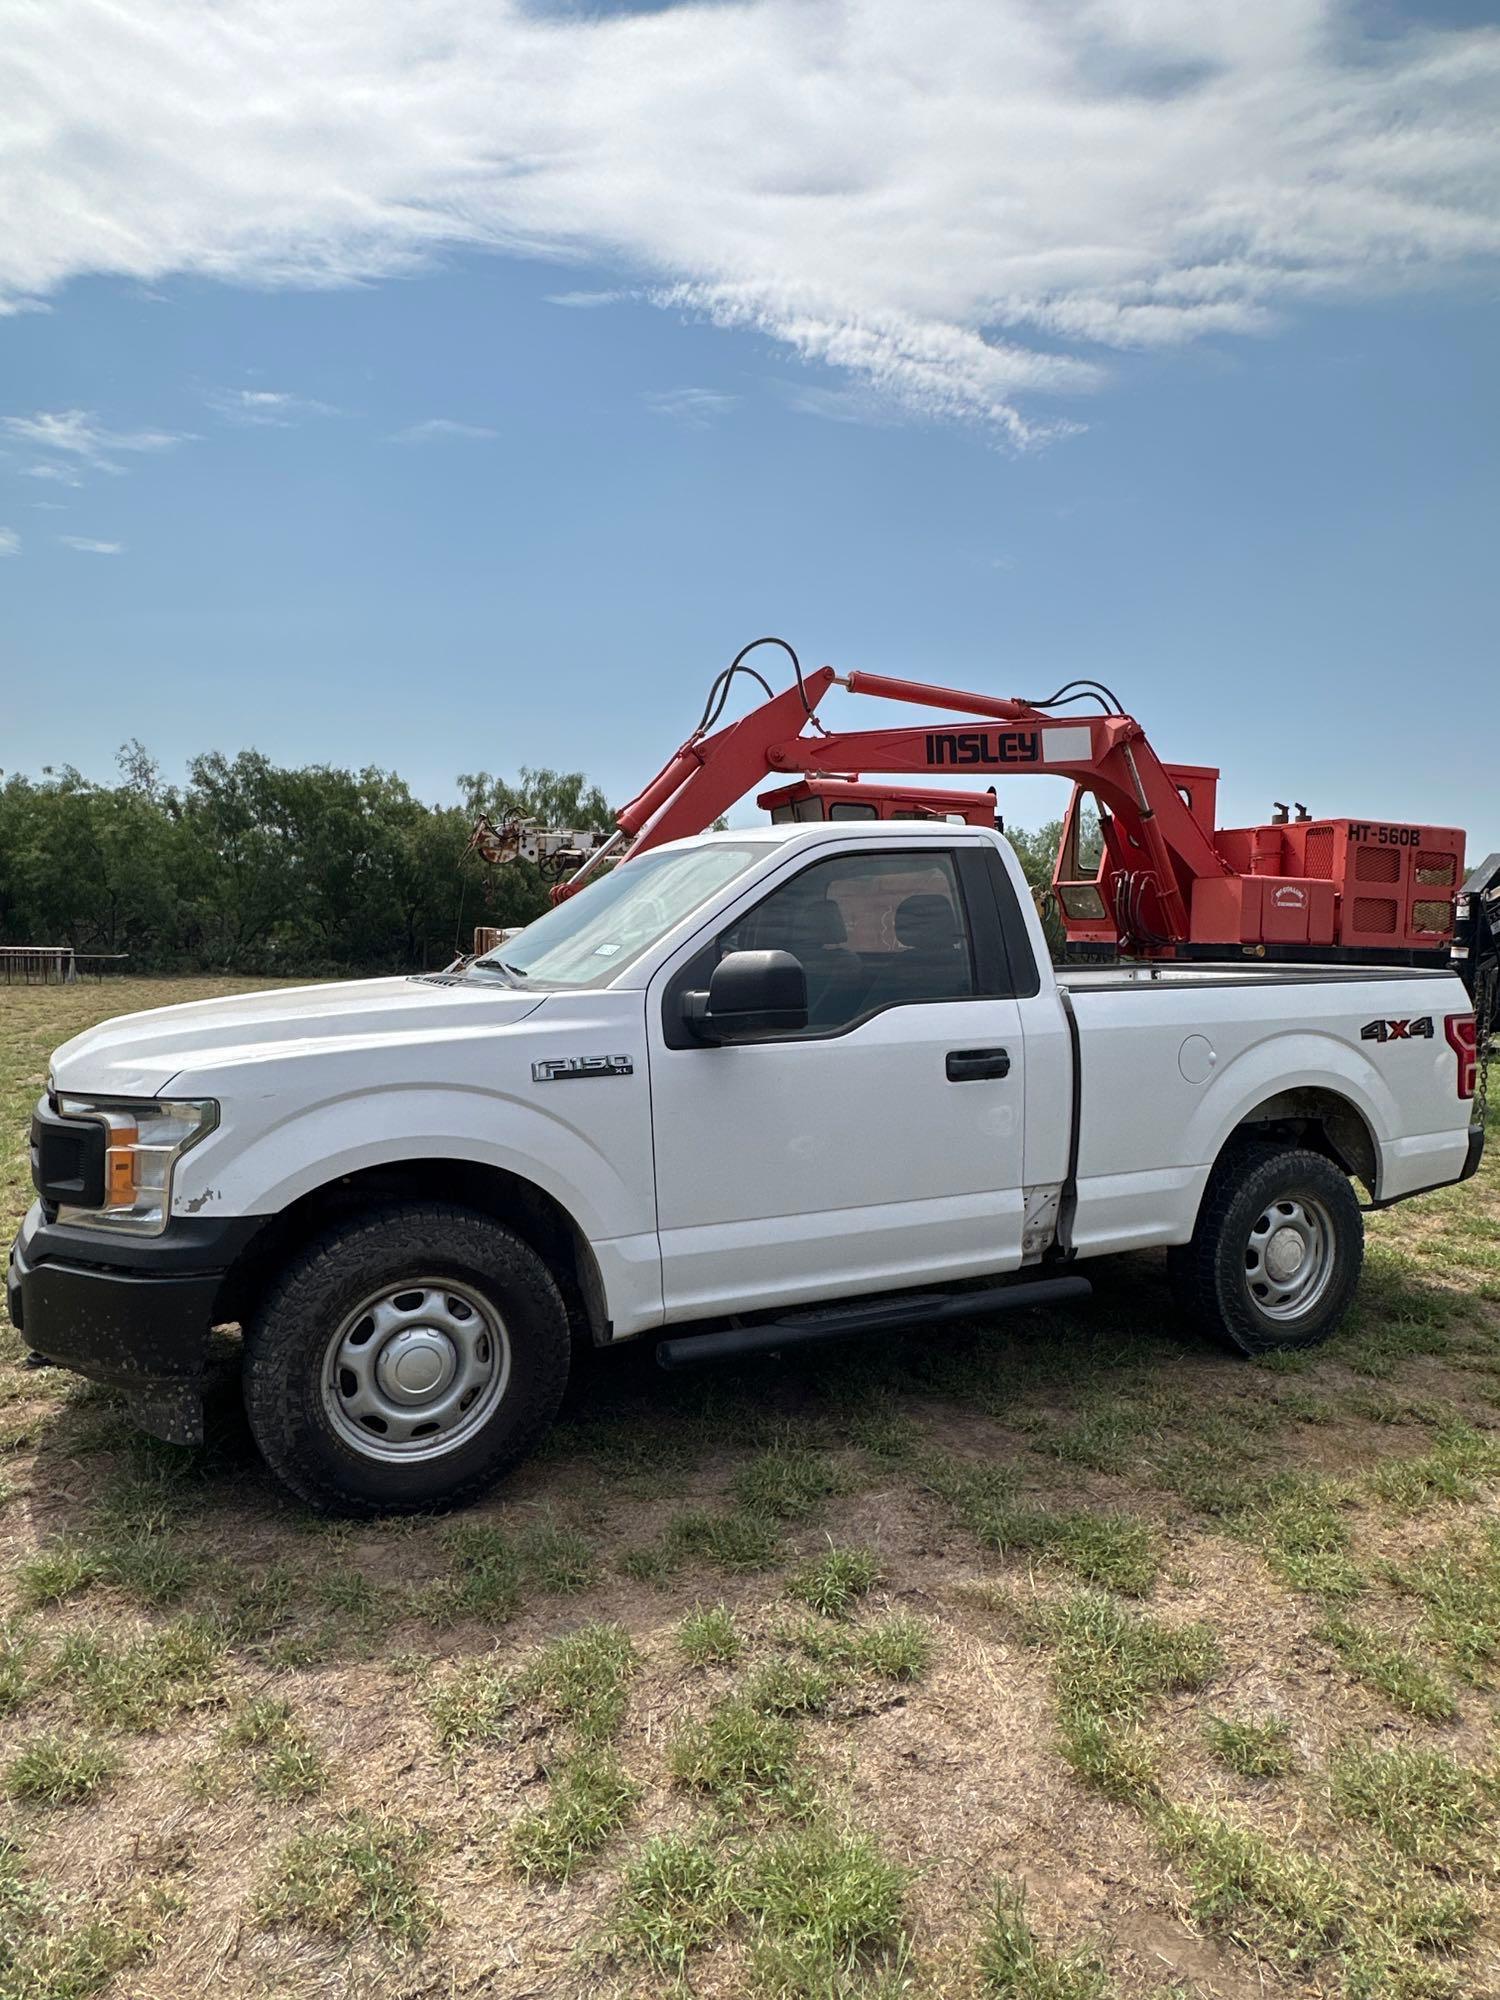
[1412,899,1454,935]
[1355,846,1401,884]
[1304,827,1335,878]
[1352,896,1398,935]
[1416,852,1456,886]
[30,1099,105,1208]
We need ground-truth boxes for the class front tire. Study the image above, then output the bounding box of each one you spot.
[243,1202,571,1514]
[1169,1143,1363,1357]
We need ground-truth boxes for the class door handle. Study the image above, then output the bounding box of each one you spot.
[946,1047,1011,1082]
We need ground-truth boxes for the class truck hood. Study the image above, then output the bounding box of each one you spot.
[49,976,547,1098]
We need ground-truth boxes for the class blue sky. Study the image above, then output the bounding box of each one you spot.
[2,0,1497,852]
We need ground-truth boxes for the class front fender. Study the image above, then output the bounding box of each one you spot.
[172,1077,656,1250]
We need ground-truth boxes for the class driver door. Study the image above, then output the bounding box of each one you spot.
[647,841,1029,1321]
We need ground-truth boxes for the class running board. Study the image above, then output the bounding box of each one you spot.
[655,1273,1092,1371]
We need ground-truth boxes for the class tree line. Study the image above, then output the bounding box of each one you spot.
[0,742,1065,974]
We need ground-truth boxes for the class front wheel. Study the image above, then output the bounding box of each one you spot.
[243,1202,571,1514]
[1169,1143,1364,1356]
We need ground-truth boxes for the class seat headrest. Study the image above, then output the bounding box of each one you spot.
[895,893,960,949]
[774,895,848,950]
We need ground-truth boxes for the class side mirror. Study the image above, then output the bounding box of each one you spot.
[683,949,808,1042]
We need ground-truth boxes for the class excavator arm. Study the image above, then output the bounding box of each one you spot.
[601,662,1229,947]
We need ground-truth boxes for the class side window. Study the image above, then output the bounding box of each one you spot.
[721,850,975,1033]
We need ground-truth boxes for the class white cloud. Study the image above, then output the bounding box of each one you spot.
[1,3,1497,436]
[0,527,19,556]
[642,387,739,427]
[3,409,187,475]
[59,535,124,554]
[205,387,339,426]
[545,289,629,309]
[20,462,82,486]
[388,418,498,442]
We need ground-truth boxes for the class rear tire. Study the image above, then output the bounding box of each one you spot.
[243,1201,570,1514]
[1169,1142,1363,1357]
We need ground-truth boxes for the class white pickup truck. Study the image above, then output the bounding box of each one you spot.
[10,821,1484,1512]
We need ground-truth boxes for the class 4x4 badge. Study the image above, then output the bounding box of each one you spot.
[1360,1017,1434,1043]
[531,1055,634,1081]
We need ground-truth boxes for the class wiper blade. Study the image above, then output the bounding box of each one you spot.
[467,959,524,987]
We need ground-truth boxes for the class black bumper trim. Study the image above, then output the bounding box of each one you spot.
[1460,1120,1486,1184]
[7,1204,269,1445]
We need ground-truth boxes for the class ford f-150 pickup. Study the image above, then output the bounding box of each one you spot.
[9,821,1484,1512]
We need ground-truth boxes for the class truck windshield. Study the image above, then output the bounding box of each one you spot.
[471,843,767,988]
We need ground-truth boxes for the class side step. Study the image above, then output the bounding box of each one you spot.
[656,1273,1092,1371]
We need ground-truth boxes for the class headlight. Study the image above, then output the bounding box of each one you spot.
[54,1095,218,1236]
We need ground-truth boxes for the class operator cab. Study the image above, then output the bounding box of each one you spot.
[756,776,1001,829]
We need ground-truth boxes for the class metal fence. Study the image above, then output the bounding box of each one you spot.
[0,947,131,985]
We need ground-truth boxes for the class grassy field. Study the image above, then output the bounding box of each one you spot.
[2,978,1499,2000]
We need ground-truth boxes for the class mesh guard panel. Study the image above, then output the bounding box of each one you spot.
[1353,896,1398,935]
[1355,846,1401,884]
[1304,827,1335,878]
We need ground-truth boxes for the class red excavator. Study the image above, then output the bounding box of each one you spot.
[468,638,1500,1037]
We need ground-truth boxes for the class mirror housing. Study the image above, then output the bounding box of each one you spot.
[683,949,808,1042]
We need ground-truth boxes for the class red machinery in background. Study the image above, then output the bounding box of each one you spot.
[470,638,1499,1029]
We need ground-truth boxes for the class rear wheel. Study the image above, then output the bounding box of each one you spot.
[1169,1142,1363,1356]
[243,1202,570,1513]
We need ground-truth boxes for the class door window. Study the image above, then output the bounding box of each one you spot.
[721,850,976,1032]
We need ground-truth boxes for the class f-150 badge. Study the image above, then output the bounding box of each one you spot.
[531,1056,634,1081]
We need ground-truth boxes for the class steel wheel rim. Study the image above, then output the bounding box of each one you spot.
[1243,1195,1336,1322]
[320,1276,510,1462]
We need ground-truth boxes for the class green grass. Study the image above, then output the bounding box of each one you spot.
[1251,1477,1367,1601]
[730,1441,853,1521]
[1386,1524,1500,1678]
[740,1823,909,1998]
[202,1698,328,1801]
[621,1505,786,1580]
[313,1564,385,1622]
[1203,1714,1293,1779]
[792,1612,933,1683]
[524,1620,638,1743]
[507,1748,639,1880]
[744,1658,839,1717]
[608,1832,735,1972]
[669,1697,807,1812]
[429,1618,637,1754]
[0,1626,32,1715]
[1152,1805,1346,1970]
[931,1462,1160,1594]
[419,1521,523,1625]
[978,1881,1111,1999]
[679,1602,743,1666]
[1329,1744,1496,1867]
[785,1546,881,1619]
[516,1517,598,1593]
[1315,1616,1457,1723]
[1045,1593,1219,1726]
[0,1849,177,2000]
[1367,1425,1500,1513]
[426,1657,519,1755]
[4,1733,121,1807]
[1032,1592,1218,1806]
[53,1617,222,1733]
[259,1813,435,1949]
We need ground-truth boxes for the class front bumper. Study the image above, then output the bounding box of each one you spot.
[7,1203,263,1444]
